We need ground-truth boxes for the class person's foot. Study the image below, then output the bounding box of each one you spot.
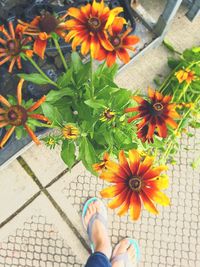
[84,200,112,259]
[112,239,137,267]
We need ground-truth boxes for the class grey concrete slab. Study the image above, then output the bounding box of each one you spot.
[0,193,89,266]
[0,161,38,224]
[47,129,200,267]
[22,144,66,187]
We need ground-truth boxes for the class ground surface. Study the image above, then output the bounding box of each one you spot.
[0,1,200,267]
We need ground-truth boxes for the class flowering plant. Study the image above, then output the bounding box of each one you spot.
[0,1,199,220]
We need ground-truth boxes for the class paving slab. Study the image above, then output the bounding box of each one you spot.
[47,128,200,267]
[0,193,89,266]
[0,161,38,225]
[22,144,67,187]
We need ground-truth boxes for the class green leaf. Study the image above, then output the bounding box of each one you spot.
[111,89,131,109]
[84,99,106,109]
[46,89,74,103]
[79,137,97,173]
[61,140,76,169]
[57,70,72,88]
[163,39,176,53]
[168,57,181,69]
[71,52,83,72]
[41,102,63,126]
[18,73,49,85]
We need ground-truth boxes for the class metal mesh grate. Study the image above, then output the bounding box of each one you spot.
[0,216,82,267]
[62,128,200,267]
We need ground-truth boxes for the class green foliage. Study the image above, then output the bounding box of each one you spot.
[18,73,49,84]
[61,140,76,169]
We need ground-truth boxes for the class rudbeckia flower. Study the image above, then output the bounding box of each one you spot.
[0,22,33,72]
[93,152,109,172]
[175,68,195,84]
[18,11,69,59]
[62,124,79,140]
[0,79,49,148]
[65,0,124,58]
[100,150,170,220]
[100,108,115,122]
[125,88,180,140]
[96,17,139,66]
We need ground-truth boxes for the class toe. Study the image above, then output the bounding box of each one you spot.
[128,245,135,256]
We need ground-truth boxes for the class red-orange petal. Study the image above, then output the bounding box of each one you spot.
[24,124,40,145]
[143,187,170,206]
[0,95,11,107]
[130,191,141,220]
[100,171,125,183]
[106,51,116,67]
[28,96,46,112]
[142,166,168,180]
[140,190,158,215]
[117,191,132,216]
[108,188,129,209]
[118,150,131,177]
[128,149,140,175]
[33,38,47,59]
[28,113,49,122]
[0,126,15,148]
[116,47,130,64]
[100,183,126,198]
[17,79,24,105]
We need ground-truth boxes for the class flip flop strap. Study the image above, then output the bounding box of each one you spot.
[87,212,107,244]
[111,253,129,266]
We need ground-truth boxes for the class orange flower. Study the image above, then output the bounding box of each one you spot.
[136,124,154,143]
[18,11,69,59]
[175,68,195,84]
[0,79,49,148]
[0,22,33,72]
[93,152,109,172]
[96,17,139,66]
[65,0,124,58]
[125,88,180,141]
[100,150,170,220]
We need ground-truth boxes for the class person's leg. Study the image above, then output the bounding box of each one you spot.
[112,239,137,267]
[85,252,111,267]
[84,201,112,267]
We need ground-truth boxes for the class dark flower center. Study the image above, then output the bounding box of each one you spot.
[104,109,115,120]
[110,36,121,47]
[129,177,141,191]
[7,39,20,55]
[153,102,164,111]
[7,105,28,126]
[88,17,101,30]
[39,13,58,34]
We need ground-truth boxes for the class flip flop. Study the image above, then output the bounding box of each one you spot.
[111,238,141,267]
[82,197,108,253]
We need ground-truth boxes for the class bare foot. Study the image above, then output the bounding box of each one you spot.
[112,239,137,267]
[84,200,112,259]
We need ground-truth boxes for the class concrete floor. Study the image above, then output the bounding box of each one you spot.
[0,1,200,267]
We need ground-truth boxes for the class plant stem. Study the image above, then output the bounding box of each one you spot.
[90,54,94,99]
[26,56,58,88]
[53,37,68,71]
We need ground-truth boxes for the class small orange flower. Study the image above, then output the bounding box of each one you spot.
[100,150,170,220]
[65,0,124,58]
[18,11,69,59]
[93,152,109,172]
[96,17,139,66]
[125,88,180,141]
[175,68,195,84]
[0,22,33,72]
[0,79,49,148]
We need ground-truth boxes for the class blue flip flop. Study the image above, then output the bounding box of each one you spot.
[82,197,108,253]
[111,238,141,266]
